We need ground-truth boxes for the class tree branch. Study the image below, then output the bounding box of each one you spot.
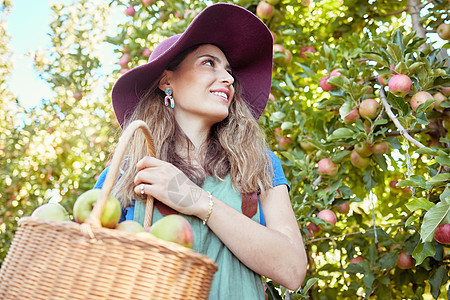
[383,7,407,17]
[379,89,425,148]
[385,128,429,136]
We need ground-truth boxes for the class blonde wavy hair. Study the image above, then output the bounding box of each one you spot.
[112,45,273,207]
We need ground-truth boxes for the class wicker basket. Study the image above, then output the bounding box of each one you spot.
[0,120,218,300]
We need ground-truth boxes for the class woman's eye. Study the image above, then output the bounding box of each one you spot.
[204,59,214,66]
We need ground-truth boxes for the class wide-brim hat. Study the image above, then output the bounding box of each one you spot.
[111,3,273,127]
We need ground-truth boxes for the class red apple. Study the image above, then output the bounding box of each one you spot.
[434,223,450,245]
[320,75,334,92]
[142,0,154,6]
[329,68,342,78]
[306,222,321,237]
[373,141,389,154]
[410,91,434,111]
[437,23,450,40]
[317,158,339,176]
[388,74,412,98]
[350,255,364,264]
[256,1,274,19]
[125,6,136,16]
[397,251,415,269]
[116,220,145,233]
[377,74,391,86]
[73,90,83,100]
[149,215,194,248]
[432,92,447,110]
[31,203,70,221]
[355,142,373,157]
[344,108,360,124]
[351,149,370,168]
[300,138,314,152]
[268,93,275,102]
[279,136,293,149]
[359,98,380,120]
[300,46,316,58]
[441,87,450,97]
[73,189,122,229]
[338,202,350,213]
[317,209,337,226]
[119,53,131,68]
[141,48,151,58]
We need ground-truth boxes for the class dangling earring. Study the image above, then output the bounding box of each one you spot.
[164,88,174,108]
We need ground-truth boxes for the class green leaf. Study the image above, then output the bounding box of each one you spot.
[281,122,293,130]
[405,198,435,212]
[327,76,348,90]
[327,128,355,141]
[386,43,403,62]
[412,242,435,265]
[364,53,388,65]
[420,200,450,242]
[284,72,296,90]
[427,173,450,188]
[435,156,450,167]
[301,278,319,294]
[270,112,286,122]
[440,185,450,203]
[332,150,351,163]
[372,154,387,171]
[396,175,426,189]
[416,147,439,155]
[406,62,424,75]
[429,265,449,299]
[379,252,398,270]
[363,273,375,289]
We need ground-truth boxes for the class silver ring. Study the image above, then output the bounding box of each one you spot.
[140,185,145,195]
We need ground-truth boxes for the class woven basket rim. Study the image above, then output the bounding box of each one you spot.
[18,216,218,270]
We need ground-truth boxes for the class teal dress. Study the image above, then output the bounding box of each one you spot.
[134,174,265,299]
[93,150,289,299]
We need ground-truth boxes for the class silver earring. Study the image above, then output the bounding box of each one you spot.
[164,88,174,108]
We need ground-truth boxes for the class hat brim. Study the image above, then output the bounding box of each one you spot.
[111,3,273,127]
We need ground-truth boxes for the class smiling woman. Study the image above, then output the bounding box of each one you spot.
[94,3,307,298]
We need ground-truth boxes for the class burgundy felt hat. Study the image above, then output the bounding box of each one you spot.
[111,3,273,127]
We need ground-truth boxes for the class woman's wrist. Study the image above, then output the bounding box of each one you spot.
[197,190,214,224]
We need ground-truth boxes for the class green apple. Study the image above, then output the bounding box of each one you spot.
[73,189,121,229]
[31,202,70,221]
[116,220,145,233]
[149,215,194,248]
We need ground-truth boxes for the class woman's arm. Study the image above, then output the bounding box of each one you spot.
[203,185,307,290]
[134,156,307,290]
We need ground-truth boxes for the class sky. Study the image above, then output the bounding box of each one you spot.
[6,0,55,108]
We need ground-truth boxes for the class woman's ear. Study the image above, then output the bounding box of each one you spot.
[158,70,172,92]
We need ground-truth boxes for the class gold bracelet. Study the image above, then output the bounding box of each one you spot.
[202,192,214,225]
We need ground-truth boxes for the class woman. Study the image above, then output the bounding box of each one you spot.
[95,3,307,299]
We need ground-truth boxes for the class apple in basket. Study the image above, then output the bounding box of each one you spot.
[116,220,145,233]
[149,215,194,248]
[31,202,70,221]
[73,189,121,229]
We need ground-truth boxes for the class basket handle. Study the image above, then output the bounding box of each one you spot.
[85,120,156,229]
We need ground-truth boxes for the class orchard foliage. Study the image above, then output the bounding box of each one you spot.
[1,0,449,299]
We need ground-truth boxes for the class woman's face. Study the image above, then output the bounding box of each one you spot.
[163,44,235,127]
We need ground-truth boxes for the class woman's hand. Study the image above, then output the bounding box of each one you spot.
[133,156,207,217]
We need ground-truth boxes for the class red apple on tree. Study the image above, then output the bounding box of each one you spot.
[344,108,359,124]
[437,23,450,40]
[141,48,151,58]
[320,75,334,92]
[373,141,390,154]
[142,0,154,6]
[306,222,321,237]
[317,158,339,176]
[410,91,434,112]
[388,74,412,98]
[351,149,370,168]
[73,189,122,229]
[119,53,131,68]
[256,1,274,19]
[73,90,83,100]
[279,136,293,149]
[300,46,316,58]
[338,202,350,213]
[124,6,136,16]
[432,92,447,111]
[441,87,450,97]
[300,137,314,152]
[355,142,373,157]
[397,251,415,269]
[359,98,380,120]
[377,73,391,86]
[350,255,364,264]
[317,209,337,226]
[434,223,450,245]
